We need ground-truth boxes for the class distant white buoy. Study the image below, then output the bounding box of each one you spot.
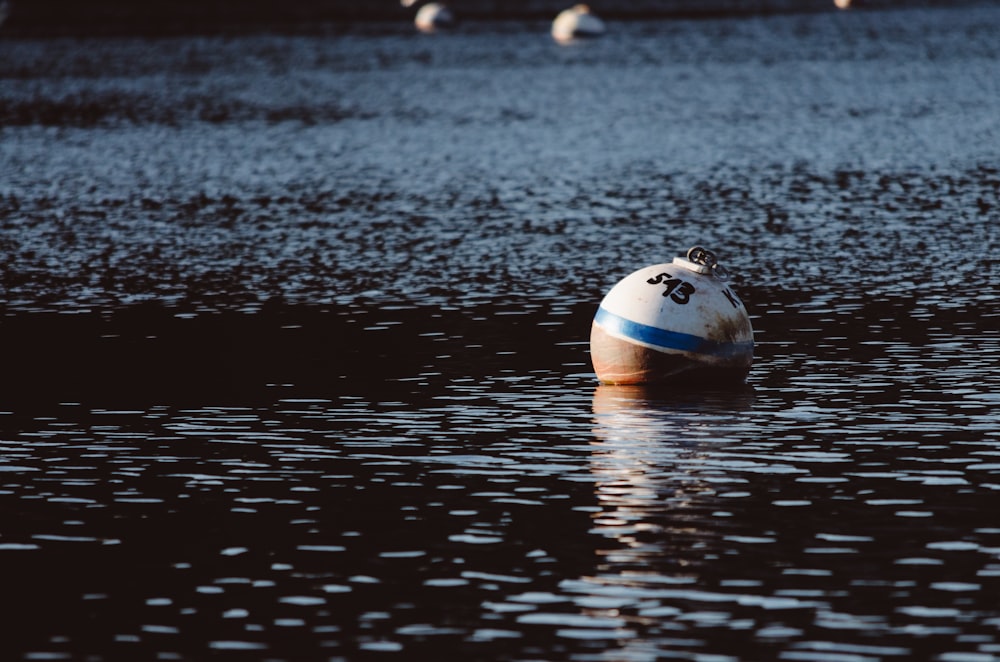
[414,3,455,33]
[551,4,606,43]
[590,246,754,385]
[833,0,851,9]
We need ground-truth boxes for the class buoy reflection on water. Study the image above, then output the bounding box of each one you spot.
[589,383,756,564]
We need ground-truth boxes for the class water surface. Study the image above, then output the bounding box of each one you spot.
[1,6,999,661]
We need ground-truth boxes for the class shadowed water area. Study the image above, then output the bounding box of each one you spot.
[1,5,999,661]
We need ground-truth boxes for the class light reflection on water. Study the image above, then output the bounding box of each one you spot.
[3,337,1000,659]
[581,381,1000,660]
[2,4,1000,661]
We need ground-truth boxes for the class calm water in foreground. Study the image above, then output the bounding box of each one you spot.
[1,5,999,661]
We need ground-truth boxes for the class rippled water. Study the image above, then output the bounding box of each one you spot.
[2,5,1000,661]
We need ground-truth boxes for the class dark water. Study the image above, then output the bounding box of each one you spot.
[2,6,1000,661]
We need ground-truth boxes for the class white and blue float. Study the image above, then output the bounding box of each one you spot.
[590,246,754,386]
[551,4,606,43]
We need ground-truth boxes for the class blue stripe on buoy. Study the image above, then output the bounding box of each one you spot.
[594,306,753,358]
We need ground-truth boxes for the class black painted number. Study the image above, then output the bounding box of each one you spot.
[646,272,695,305]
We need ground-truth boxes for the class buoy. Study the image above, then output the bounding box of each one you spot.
[589,246,754,386]
[414,3,455,33]
[833,0,851,9]
[551,4,606,43]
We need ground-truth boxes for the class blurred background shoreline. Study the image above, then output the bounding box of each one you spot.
[5,0,998,36]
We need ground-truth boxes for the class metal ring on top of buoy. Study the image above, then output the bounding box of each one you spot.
[686,246,729,281]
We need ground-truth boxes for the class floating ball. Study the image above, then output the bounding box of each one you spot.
[415,3,454,33]
[590,247,754,385]
[552,4,606,43]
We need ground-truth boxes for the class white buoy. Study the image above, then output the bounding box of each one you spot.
[414,3,455,33]
[551,4,606,43]
[833,0,851,9]
[590,246,754,385]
